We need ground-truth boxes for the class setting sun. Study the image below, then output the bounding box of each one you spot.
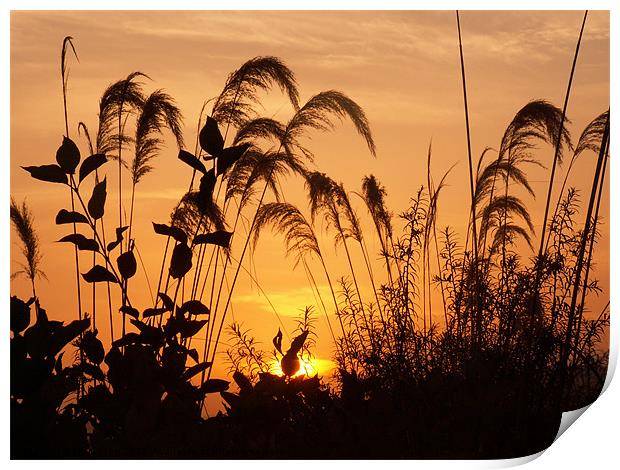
[270,357,336,378]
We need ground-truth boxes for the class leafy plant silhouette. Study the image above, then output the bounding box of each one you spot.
[10,297,91,458]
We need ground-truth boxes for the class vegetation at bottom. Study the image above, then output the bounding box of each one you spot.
[10,22,609,459]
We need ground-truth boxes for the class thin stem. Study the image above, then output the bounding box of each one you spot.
[154,237,171,306]
[94,169,115,343]
[69,191,84,323]
[92,233,96,331]
[560,115,608,404]
[536,11,588,262]
[118,93,126,336]
[134,241,154,304]
[60,37,84,371]
[359,236,387,329]
[529,12,588,359]
[456,11,481,344]
[572,144,608,365]
[302,259,335,342]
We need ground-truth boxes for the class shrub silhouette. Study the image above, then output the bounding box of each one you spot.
[10,297,90,458]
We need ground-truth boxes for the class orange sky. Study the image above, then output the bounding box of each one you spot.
[10,10,610,382]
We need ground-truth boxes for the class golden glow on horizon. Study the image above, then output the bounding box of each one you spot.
[270,357,336,378]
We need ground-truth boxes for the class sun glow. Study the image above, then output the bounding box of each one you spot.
[270,357,336,378]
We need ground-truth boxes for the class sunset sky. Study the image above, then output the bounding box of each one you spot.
[9,10,610,383]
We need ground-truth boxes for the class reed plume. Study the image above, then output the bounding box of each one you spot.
[212,56,300,131]
[282,90,376,161]
[253,202,322,268]
[131,90,184,184]
[359,174,394,277]
[476,100,572,254]
[95,72,147,157]
[549,109,609,240]
[10,198,46,298]
[225,149,306,213]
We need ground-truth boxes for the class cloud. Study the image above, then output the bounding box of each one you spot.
[14,11,608,77]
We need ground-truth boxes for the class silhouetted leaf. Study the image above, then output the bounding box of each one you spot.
[37,307,50,324]
[169,242,192,279]
[161,347,187,382]
[116,225,129,237]
[22,165,68,184]
[153,222,188,244]
[182,319,207,338]
[23,313,52,359]
[142,307,168,318]
[120,305,140,319]
[181,361,212,382]
[221,390,240,407]
[197,169,216,209]
[200,378,230,394]
[82,265,118,283]
[50,318,90,357]
[117,250,137,279]
[130,319,164,346]
[217,143,250,175]
[10,296,31,334]
[187,348,199,363]
[79,153,107,183]
[55,352,65,375]
[158,292,175,312]
[112,332,140,348]
[288,330,309,356]
[273,328,283,355]
[80,330,105,364]
[169,318,207,339]
[58,233,99,252]
[88,177,107,220]
[55,209,89,225]
[193,231,233,249]
[199,116,224,156]
[178,149,207,174]
[178,300,210,316]
[79,362,105,381]
[233,370,253,395]
[107,226,129,252]
[56,136,81,174]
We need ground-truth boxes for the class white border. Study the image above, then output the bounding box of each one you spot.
[2,1,616,467]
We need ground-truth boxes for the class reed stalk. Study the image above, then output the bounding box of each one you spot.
[456,11,481,345]
[560,115,609,402]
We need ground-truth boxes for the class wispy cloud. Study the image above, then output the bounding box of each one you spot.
[234,284,334,317]
[13,11,608,75]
